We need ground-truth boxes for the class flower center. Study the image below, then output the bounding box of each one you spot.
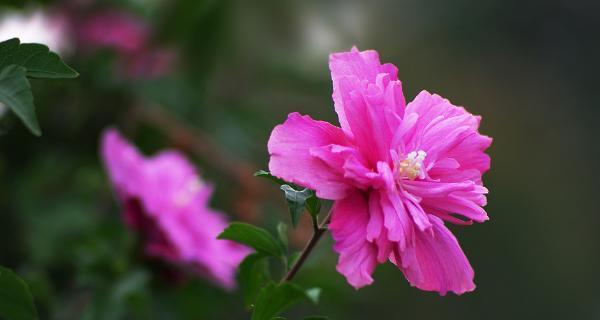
[397,150,426,180]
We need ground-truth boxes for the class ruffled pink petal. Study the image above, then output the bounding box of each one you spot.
[160,208,250,289]
[124,199,179,261]
[329,48,405,164]
[330,191,378,289]
[379,190,413,251]
[310,144,375,190]
[100,128,145,196]
[403,179,488,223]
[139,150,217,220]
[268,112,352,200]
[141,153,250,288]
[400,192,433,232]
[394,215,475,295]
[367,192,394,263]
[330,47,403,133]
[101,128,250,289]
[442,132,492,177]
[366,191,384,242]
[402,180,476,198]
[336,78,387,164]
[403,91,487,167]
[330,47,399,83]
[390,112,419,154]
[421,193,489,223]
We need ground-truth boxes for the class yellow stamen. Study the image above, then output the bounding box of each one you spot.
[397,150,426,180]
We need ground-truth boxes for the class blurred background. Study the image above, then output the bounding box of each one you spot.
[0,0,599,319]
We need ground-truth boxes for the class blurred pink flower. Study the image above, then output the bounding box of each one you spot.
[268,48,492,295]
[101,128,249,289]
[78,11,148,55]
[77,10,175,79]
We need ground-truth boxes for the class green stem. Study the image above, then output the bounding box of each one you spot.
[280,208,333,283]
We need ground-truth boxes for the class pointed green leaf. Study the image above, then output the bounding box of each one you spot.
[280,185,313,227]
[0,65,40,135]
[0,38,78,79]
[238,253,271,309]
[251,282,307,320]
[218,222,284,257]
[254,170,286,185]
[0,266,38,320]
[305,194,321,217]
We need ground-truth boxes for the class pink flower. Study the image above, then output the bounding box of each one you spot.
[78,11,148,55]
[100,128,250,289]
[77,10,175,79]
[268,48,492,295]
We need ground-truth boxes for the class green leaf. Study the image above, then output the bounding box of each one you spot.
[305,194,321,217]
[80,269,150,320]
[238,253,271,309]
[251,282,307,320]
[109,270,149,303]
[254,170,286,185]
[218,222,284,257]
[0,65,40,135]
[276,222,288,248]
[304,317,329,320]
[304,287,321,305]
[280,185,313,227]
[0,266,38,320]
[0,38,78,79]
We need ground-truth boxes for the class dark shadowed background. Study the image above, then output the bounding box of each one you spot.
[0,0,598,319]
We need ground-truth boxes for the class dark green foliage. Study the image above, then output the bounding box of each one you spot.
[0,266,38,320]
[218,222,285,257]
[0,38,78,79]
[255,170,322,228]
[276,222,288,248]
[254,170,286,185]
[0,38,78,135]
[304,192,322,217]
[238,254,271,309]
[280,185,313,227]
[0,65,39,135]
[251,282,310,320]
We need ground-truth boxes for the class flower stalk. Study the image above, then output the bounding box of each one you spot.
[281,208,333,283]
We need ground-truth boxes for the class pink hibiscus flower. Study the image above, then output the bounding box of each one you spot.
[76,10,175,79]
[268,47,492,295]
[78,10,149,55]
[101,128,250,289]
